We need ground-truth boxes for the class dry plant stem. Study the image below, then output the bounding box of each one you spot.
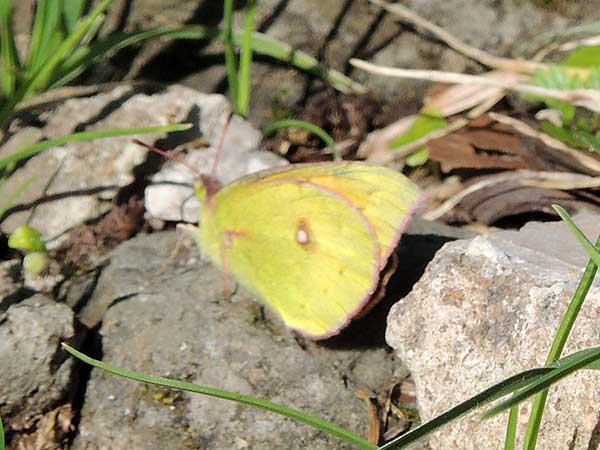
[488,112,600,174]
[533,34,600,61]
[15,81,156,110]
[351,58,600,113]
[422,170,600,221]
[559,35,600,52]
[370,0,544,74]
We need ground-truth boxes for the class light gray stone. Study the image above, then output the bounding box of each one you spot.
[0,295,77,430]
[144,113,287,223]
[386,213,600,449]
[0,85,220,240]
[72,231,406,450]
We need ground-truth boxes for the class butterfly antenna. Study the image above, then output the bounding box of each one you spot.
[133,139,202,178]
[209,112,234,177]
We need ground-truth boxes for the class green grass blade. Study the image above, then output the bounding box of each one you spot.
[39,24,363,107]
[0,414,4,450]
[243,31,365,94]
[263,119,340,160]
[223,0,239,110]
[0,175,36,221]
[378,368,549,450]
[0,0,113,126]
[0,123,191,170]
[552,205,600,267]
[237,0,256,117]
[61,343,377,450]
[482,346,600,419]
[27,0,61,73]
[61,0,88,34]
[0,0,19,96]
[48,26,220,90]
[503,407,518,450]
[522,213,600,450]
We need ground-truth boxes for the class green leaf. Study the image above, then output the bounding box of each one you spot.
[561,46,600,68]
[389,108,447,150]
[23,252,51,275]
[540,121,585,149]
[404,147,429,167]
[8,225,47,252]
[61,343,377,450]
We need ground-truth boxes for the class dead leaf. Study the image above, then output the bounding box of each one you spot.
[355,387,381,445]
[427,125,543,172]
[8,404,74,450]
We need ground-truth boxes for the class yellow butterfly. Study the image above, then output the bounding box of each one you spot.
[184,162,423,340]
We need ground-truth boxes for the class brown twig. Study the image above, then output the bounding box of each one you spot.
[350,58,600,113]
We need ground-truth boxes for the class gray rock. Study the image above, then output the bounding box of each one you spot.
[0,295,77,430]
[145,113,288,223]
[120,0,595,126]
[0,259,24,313]
[386,213,600,450]
[0,85,218,241]
[72,231,408,450]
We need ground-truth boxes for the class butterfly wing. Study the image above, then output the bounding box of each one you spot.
[198,162,422,339]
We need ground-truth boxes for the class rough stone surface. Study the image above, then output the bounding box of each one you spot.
[145,113,287,223]
[0,295,77,430]
[1,85,221,240]
[0,259,24,313]
[120,0,597,126]
[387,213,600,450]
[72,231,410,450]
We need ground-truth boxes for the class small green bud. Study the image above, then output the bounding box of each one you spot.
[8,225,47,253]
[23,252,50,275]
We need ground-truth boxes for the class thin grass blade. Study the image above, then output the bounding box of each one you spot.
[27,0,61,74]
[377,368,549,450]
[0,0,19,96]
[0,123,191,170]
[0,414,4,450]
[223,0,238,110]
[263,119,340,160]
[0,0,113,126]
[237,0,256,117]
[553,205,600,267]
[45,25,363,98]
[483,346,600,419]
[61,0,88,34]
[522,226,600,450]
[61,343,377,450]
[0,175,36,221]
[503,407,518,450]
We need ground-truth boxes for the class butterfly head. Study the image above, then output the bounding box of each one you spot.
[195,174,222,206]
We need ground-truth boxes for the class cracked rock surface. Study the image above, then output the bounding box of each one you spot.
[387,213,600,450]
